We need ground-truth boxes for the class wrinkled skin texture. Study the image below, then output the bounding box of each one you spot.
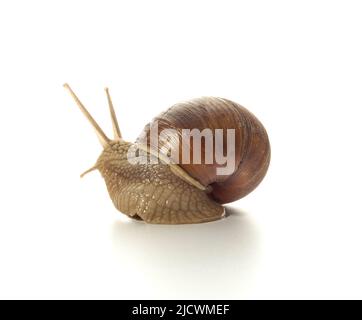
[96,141,224,224]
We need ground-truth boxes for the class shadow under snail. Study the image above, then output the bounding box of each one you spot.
[64,84,270,224]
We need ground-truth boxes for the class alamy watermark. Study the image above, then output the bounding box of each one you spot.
[127,121,236,176]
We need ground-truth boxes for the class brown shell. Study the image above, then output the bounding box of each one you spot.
[137,97,270,204]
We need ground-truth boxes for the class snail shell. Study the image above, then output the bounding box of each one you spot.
[138,97,270,204]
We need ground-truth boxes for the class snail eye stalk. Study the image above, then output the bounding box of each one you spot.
[105,87,122,140]
[63,83,110,148]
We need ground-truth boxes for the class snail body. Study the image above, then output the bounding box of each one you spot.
[64,84,270,224]
[96,140,224,224]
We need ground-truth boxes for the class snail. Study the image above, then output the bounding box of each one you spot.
[64,84,270,224]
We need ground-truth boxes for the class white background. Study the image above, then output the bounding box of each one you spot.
[0,0,361,299]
